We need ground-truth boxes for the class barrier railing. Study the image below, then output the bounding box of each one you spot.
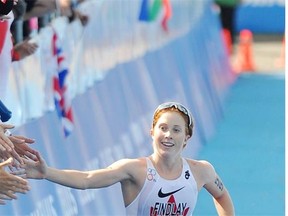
[2,0,236,214]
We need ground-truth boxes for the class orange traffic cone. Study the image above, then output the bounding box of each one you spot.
[233,29,256,73]
[222,28,233,56]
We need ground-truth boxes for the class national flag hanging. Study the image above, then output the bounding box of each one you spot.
[139,0,150,21]
[138,0,172,32]
[161,0,172,32]
[149,0,162,21]
[52,30,74,137]
[0,21,8,54]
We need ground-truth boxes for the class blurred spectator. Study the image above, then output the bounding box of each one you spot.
[0,0,89,206]
[0,115,37,205]
[60,0,89,26]
[0,0,38,159]
[23,0,57,21]
[0,84,37,205]
[0,4,16,99]
[12,38,38,61]
[10,0,26,43]
[215,0,241,44]
[18,0,89,40]
[0,0,14,16]
[0,0,38,99]
[69,7,89,26]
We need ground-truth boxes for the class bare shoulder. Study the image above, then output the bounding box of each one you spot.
[115,157,146,167]
[185,159,217,186]
[110,157,147,179]
[109,157,146,167]
[186,158,215,172]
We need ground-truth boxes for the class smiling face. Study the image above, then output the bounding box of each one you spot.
[151,109,190,159]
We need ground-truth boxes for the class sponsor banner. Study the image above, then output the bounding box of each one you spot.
[242,0,285,6]
[236,0,285,33]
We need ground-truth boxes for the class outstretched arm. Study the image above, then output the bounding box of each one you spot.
[22,151,132,190]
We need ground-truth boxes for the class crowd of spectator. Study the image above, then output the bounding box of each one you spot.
[0,0,89,205]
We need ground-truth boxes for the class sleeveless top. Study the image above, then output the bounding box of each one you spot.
[126,157,198,216]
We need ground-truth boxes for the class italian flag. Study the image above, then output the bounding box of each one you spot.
[139,0,172,32]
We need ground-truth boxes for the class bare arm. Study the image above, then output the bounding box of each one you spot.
[212,188,234,216]
[201,161,235,216]
[22,151,133,190]
[23,0,57,20]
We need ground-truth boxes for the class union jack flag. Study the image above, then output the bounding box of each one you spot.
[52,30,74,137]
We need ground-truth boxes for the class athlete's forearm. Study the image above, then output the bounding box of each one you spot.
[45,167,89,189]
[45,167,122,190]
[213,189,235,216]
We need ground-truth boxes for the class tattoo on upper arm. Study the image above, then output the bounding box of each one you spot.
[214,177,223,191]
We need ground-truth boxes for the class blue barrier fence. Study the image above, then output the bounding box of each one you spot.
[2,0,236,215]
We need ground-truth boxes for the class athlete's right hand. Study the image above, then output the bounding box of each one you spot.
[18,151,48,180]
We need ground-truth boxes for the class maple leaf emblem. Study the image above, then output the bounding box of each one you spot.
[150,195,190,216]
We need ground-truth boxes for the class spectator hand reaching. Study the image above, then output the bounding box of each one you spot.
[0,157,30,205]
[10,134,37,162]
[0,123,36,167]
[0,123,15,158]
[12,39,38,61]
